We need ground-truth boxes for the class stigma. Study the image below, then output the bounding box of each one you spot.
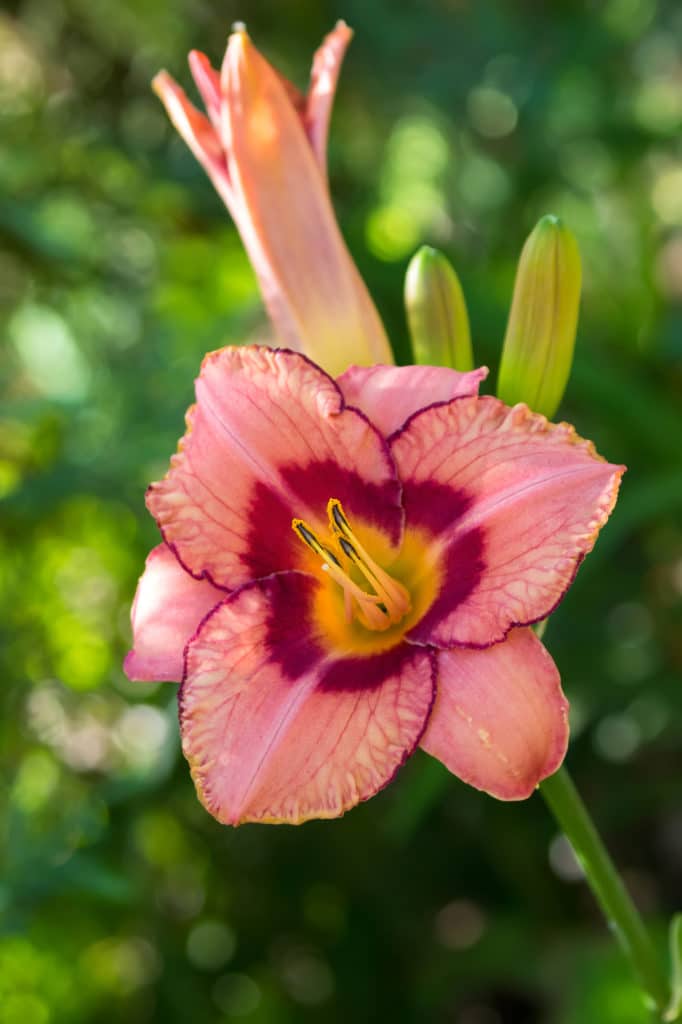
[292,499,411,632]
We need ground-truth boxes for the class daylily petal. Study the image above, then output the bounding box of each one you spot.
[420,627,569,800]
[147,347,402,589]
[216,28,393,375]
[180,573,436,824]
[155,27,392,375]
[124,544,224,682]
[152,71,232,208]
[188,50,223,129]
[392,396,624,647]
[304,21,354,176]
[271,66,306,119]
[337,364,488,437]
[180,24,352,192]
[251,22,353,178]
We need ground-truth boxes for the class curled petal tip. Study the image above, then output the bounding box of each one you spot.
[231,20,248,35]
[188,49,221,122]
[188,49,211,74]
[151,69,172,98]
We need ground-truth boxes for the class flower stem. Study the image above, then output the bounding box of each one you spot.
[540,765,670,1016]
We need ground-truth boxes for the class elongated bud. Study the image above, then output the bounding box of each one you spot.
[404,246,474,371]
[497,215,581,418]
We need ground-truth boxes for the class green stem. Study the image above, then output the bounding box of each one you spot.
[540,765,670,1016]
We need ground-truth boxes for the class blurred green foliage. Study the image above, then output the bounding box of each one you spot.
[1,1,681,1022]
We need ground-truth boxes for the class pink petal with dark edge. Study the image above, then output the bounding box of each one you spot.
[124,544,225,683]
[337,364,488,437]
[392,396,625,648]
[180,573,436,825]
[421,627,569,799]
[147,347,403,590]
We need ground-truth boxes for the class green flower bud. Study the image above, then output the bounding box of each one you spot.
[404,246,474,371]
[497,215,581,419]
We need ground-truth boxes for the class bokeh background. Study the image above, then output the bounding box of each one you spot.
[1,0,681,1021]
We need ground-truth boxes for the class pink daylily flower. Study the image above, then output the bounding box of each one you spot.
[152,23,393,377]
[125,348,624,825]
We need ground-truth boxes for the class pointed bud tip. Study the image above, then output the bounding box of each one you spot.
[224,20,256,79]
[227,21,251,58]
[410,245,448,270]
[532,214,570,243]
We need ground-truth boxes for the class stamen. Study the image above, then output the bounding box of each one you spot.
[291,503,411,633]
[292,519,341,568]
[327,499,411,622]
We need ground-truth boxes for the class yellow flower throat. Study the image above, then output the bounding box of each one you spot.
[292,499,412,632]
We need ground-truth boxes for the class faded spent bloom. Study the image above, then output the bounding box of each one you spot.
[125,348,624,825]
[153,22,392,377]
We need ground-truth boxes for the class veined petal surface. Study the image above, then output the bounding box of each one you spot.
[421,628,569,799]
[124,544,224,682]
[147,348,402,589]
[393,396,624,647]
[181,573,436,824]
[337,364,488,437]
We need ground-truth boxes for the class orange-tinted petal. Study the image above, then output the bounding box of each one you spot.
[304,21,353,176]
[392,396,624,647]
[124,544,224,682]
[147,347,402,590]
[152,71,232,207]
[188,49,223,128]
[218,28,392,374]
[337,364,488,437]
[188,22,352,178]
[421,628,569,799]
[181,573,435,824]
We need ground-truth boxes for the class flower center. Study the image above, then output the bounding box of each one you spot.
[292,499,412,632]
